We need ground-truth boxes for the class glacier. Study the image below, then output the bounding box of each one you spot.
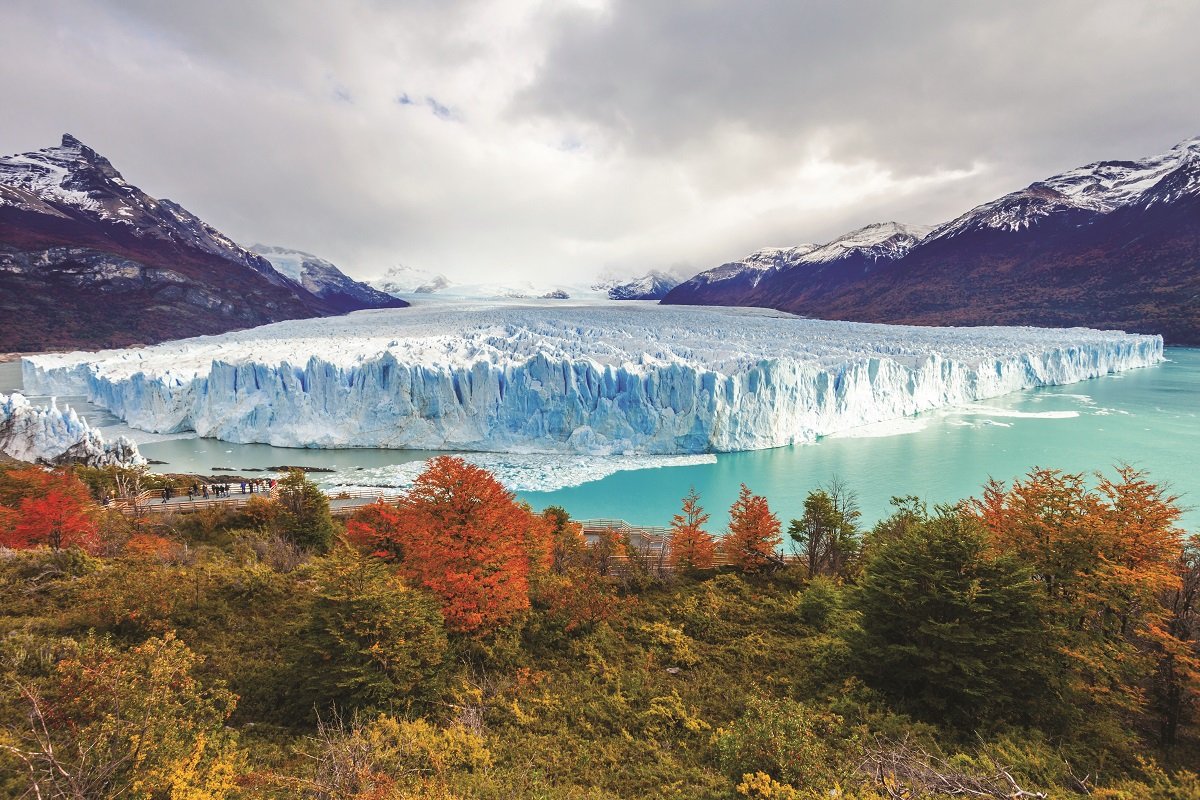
[20,303,1163,455]
[0,392,145,467]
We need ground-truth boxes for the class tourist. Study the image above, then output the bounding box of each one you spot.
[161,487,169,504]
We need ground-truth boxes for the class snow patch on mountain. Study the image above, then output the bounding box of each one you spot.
[0,392,144,467]
[22,304,1163,456]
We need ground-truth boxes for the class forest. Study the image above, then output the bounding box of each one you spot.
[0,456,1197,799]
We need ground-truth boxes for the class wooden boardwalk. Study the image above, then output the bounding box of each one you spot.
[114,486,400,517]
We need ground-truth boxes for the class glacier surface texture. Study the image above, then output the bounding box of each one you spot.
[21,303,1164,455]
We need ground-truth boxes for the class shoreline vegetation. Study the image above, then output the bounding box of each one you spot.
[0,457,1197,799]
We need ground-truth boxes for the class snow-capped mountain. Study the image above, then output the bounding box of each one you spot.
[370,265,454,296]
[0,134,405,351]
[249,244,406,313]
[929,135,1200,241]
[662,245,816,304]
[0,135,285,283]
[593,270,682,300]
[667,222,928,306]
[801,222,933,263]
[664,135,1200,343]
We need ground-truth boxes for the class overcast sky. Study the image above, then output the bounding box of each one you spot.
[3,0,1199,283]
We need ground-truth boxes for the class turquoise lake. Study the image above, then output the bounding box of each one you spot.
[3,349,1197,530]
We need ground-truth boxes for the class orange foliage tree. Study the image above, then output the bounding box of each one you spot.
[0,467,99,553]
[345,498,406,561]
[347,456,553,634]
[669,488,715,571]
[721,484,782,572]
[971,466,1193,735]
[541,505,587,574]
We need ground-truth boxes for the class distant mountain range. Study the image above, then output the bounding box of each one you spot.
[369,265,680,301]
[663,135,1200,344]
[0,134,404,351]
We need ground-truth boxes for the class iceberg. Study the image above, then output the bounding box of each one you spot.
[21,303,1163,455]
[0,392,145,467]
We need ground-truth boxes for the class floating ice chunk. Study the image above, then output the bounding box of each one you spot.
[318,452,718,494]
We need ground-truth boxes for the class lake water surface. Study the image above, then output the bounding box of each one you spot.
[3,350,1197,530]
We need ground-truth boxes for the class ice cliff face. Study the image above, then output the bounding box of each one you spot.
[0,392,144,467]
[22,304,1163,455]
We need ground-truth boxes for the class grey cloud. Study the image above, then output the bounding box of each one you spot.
[521,1,1200,180]
[1,0,1197,283]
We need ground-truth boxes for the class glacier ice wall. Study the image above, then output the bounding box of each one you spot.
[0,392,145,467]
[21,304,1164,455]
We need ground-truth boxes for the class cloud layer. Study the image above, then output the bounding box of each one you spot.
[3,0,1198,282]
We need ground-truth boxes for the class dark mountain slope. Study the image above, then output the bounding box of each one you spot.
[0,135,405,351]
[663,136,1200,343]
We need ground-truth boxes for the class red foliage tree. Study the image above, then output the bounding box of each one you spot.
[345,498,406,561]
[721,483,782,572]
[537,566,630,634]
[669,488,715,571]
[0,468,99,553]
[348,456,553,634]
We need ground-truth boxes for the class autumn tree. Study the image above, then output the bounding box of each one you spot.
[542,505,587,573]
[274,468,337,552]
[536,565,629,635]
[669,488,716,572]
[0,467,99,552]
[1153,535,1200,747]
[346,498,405,561]
[721,484,782,572]
[295,545,447,716]
[788,481,861,579]
[349,456,552,634]
[970,466,1192,740]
